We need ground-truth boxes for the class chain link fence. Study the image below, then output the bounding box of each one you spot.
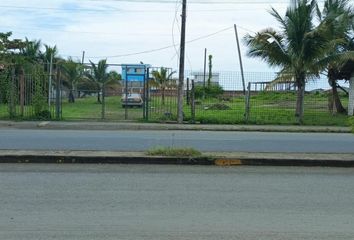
[0,65,350,126]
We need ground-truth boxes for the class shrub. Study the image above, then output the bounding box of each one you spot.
[194,85,224,99]
[205,103,231,110]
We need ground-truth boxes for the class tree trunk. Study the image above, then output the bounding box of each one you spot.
[328,77,346,114]
[68,89,75,103]
[348,74,354,116]
[295,77,305,124]
[97,91,101,104]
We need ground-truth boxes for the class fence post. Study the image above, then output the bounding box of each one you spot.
[186,78,190,105]
[9,67,16,119]
[244,82,251,123]
[145,68,150,121]
[19,68,25,117]
[55,66,61,120]
[191,80,195,123]
[101,84,105,120]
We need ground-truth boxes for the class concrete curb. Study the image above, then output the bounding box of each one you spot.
[1,150,354,167]
[0,120,351,133]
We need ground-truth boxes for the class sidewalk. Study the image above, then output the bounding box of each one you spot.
[0,120,351,133]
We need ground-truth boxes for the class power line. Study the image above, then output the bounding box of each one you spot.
[61,26,234,59]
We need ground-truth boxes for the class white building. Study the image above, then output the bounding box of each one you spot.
[190,72,220,86]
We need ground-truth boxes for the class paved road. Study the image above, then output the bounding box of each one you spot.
[0,165,354,240]
[0,129,354,153]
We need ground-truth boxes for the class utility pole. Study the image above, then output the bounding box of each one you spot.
[203,48,207,99]
[48,53,53,110]
[234,24,246,95]
[81,51,85,64]
[177,0,187,124]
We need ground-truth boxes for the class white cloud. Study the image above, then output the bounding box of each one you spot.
[0,0,290,72]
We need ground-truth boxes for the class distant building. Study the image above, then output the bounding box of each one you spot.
[191,72,220,86]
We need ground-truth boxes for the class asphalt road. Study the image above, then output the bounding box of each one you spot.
[0,165,354,240]
[0,129,354,153]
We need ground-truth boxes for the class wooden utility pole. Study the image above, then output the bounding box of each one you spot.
[234,24,246,95]
[177,0,187,124]
[203,48,207,99]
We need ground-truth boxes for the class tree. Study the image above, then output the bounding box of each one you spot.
[62,58,83,103]
[245,0,346,123]
[317,0,354,114]
[85,59,118,119]
[21,38,42,63]
[151,68,175,105]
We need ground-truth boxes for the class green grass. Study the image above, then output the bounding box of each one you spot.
[180,92,350,126]
[1,92,351,127]
[147,146,202,157]
[61,96,144,121]
[350,117,354,133]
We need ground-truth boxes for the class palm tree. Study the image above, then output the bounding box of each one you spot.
[317,0,354,114]
[21,38,42,63]
[245,0,346,123]
[151,68,175,105]
[62,58,83,103]
[42,44,59,72]
[85,59,118,119]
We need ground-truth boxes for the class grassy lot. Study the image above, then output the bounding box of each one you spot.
[180,92,350,126]
[0,92,351,126]
[61,96,143,121]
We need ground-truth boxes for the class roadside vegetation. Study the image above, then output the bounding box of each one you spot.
[350,117,354,133]
[147,146,202,157]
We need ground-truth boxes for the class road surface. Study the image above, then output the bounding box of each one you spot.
[0,165,354,240]
[0,129,354,153]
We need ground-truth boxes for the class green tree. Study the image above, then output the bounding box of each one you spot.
[21,38,42,63]
[85,59,118,119]
[151,68,175,105]
[245,0,347,123]
[317,0,354,114]
[62,58,83,103]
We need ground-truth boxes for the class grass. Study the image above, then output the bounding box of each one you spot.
[61,96,143,121]
[147,146,202,157]
[350,117,354,133]
[1,91,351,126]
[180,92,350,126]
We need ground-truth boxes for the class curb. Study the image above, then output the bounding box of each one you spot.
[1,150,354,167]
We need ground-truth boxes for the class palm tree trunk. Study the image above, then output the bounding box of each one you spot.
[349,74,354,116]
[295,77,305,124]
[329,77,346,114]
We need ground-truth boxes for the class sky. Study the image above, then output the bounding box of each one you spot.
[0,0,299,73]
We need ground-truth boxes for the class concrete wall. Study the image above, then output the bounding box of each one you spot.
[349,75,354,116]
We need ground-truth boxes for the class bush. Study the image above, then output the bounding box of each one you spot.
[205,103,231,110]
[194,85,224,99]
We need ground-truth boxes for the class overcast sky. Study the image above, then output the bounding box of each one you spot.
[1,0,325,73]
